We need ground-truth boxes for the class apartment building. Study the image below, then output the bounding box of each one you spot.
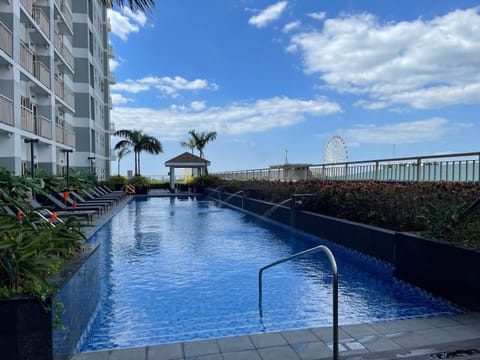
[0,0,113,180]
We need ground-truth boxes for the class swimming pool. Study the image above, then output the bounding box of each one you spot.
[80,197,460,352]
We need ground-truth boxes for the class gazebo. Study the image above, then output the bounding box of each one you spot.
[164,152,211,191]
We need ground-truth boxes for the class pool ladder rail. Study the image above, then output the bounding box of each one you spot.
[258,245,339,360]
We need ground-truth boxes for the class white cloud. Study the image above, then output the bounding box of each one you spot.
[108,8,148,41]
[109,59,120,71]
[249,1,288,28]
[307,11,326,21]
[283,20,301,33]
[341,118,467,145]
[111,75,218,97]
[289,8,480,109]
[190,101,206,111]
[111,96,341,140]
[111,93,133,105]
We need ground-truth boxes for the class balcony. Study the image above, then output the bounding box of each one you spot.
[38,115,52,139]
[56,123,64,144]
[55,75,75,110]
[20,41,34,74]
[108,71,116,85]
[54,32,74,71]
[34,61,51,88]
[106,43,114,58]
[54,0,73,34]
[104,18,112,32]
[21,105,35,133]
[0,21,12,57]
[0,94,13,126]
[65,129,75,147]
[20,0,33,16]
[21,41,51,89]
[32,6,50,38]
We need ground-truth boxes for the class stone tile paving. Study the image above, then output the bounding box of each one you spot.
[72,313,480,360]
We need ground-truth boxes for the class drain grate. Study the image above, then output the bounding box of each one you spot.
[429,349,480,359]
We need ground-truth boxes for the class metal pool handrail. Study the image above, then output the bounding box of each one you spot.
[258,245,339,360]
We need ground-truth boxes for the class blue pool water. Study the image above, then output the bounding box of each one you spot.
[80,197,460,351]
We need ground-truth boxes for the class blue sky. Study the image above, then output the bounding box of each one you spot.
[108,1,480,176]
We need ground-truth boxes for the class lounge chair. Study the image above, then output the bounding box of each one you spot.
[69,190,115,209]
[37,194,103,216]
[28,198,95,222]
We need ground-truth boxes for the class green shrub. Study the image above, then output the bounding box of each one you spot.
[0,196,85,299]
[129,175,150,187]
[190,175,220,192]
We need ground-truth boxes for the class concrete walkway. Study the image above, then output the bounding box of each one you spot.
[72,313,480,360]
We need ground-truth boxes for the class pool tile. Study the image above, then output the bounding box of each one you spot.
[222,349,261,360]
[292,341,332,360]
[147,342,183,359]
[396,318,436,331]
[249,332,288,348]
[389,328,453,348]
[257,345,301,360]
[110,346,147,360]
[281,329,319,344]
[217,336,255,353]
[184,339,220,357]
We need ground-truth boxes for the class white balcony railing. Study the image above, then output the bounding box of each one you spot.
[38,115,52,139]
[21,105,35,133]
[0,21,12,57]
[63,85,75,109]
[20,41,34,74]
[55,0,73,33]
[55,75,64,98]
[20,0,33,16]
[65,130,75,147]
[108,71,116,84]
[33,61,50,88]
[56,124,64,143]
[62,46,74,70]
[0,94,13,126]
[32,6,50,37]
[54,32,74,70]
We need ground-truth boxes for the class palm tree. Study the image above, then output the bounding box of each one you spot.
[180,138,196,154]
[116,145,131,175]
[102,0,155,12]
[188,130,217,159]
[114,129,163,176]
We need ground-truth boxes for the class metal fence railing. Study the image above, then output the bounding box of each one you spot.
[214,152,480,183]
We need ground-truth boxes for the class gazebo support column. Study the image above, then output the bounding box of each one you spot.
[169,167,175,192]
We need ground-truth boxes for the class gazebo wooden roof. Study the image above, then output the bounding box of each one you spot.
[164,152,210,168]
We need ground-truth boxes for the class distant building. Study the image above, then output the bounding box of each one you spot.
[0,0,113,179]
[269,163,313,181]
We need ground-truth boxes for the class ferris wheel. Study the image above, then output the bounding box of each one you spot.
[323,135,348,164]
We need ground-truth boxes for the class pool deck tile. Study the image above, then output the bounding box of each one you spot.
[147,342,183,359]
[281,329,320,344]
[222,349,261,360]
[217,335,255,353]
[184,339,220,358]
[249,332,288,348]
[72,313,480,360]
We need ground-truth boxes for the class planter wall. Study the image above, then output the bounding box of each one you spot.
[394,232,480,311]
[207,189,479,310]
[209,189,395,263]
[0,244,101,360]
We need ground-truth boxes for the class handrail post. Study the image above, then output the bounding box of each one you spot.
[258,245,338,360]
